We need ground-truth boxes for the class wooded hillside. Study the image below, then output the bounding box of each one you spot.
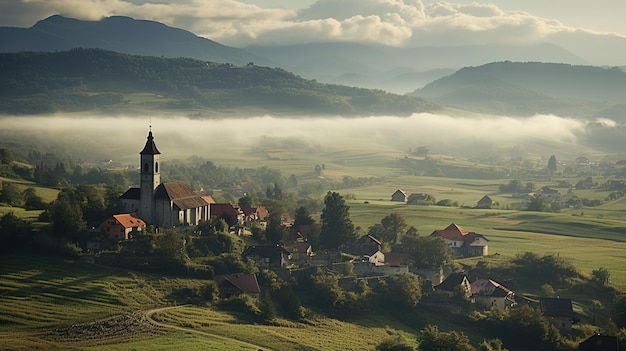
[0,49,440,116]
[412,61,626,119]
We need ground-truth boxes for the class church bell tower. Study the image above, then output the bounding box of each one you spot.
[139,128,161,224]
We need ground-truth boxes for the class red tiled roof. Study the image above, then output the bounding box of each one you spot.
[111,213,146,228]
[430,223,488,244]
[202,195,216,204]
[241,206,269,220]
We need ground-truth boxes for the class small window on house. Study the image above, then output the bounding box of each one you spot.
[155,161,159,173]
[143,162,149,172]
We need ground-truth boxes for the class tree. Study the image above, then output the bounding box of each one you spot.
[0,148,13,165]
[378,273,423,308]
[397,230,452,269]
[238,193,253,209]
[418,325,475,351]
[376,336,416,351]
[103,184,124,214]
[0,182,23,206]
[477,339,508,351]
[154,229,190,267]
[23,187,45,210]
[501,304,561,349]
[320,191,356,249]
[310,269,344,307]
[265,211,291,244]
[0,212,33,249]
[612,295,626,328]
[547,155,557,172]
[293,206,315,227]
[591,267,610,286]
[590,299,604,325]
[49,195,86,239]
[368,213,408,245]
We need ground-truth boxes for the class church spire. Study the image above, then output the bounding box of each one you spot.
[140,129,161,155]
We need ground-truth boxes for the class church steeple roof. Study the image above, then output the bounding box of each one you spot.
[140,130,161,155]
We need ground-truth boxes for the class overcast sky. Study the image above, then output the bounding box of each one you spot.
[1,0,624,47]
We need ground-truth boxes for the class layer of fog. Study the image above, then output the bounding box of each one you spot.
[1,113,625,165]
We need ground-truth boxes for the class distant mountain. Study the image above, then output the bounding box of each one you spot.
[0,15,267,66]
[0,49,440,116]
[245,42,587,93]
[410,61,626,119]
[0,15,593,95]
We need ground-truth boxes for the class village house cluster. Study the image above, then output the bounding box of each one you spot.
[94,129,584,340]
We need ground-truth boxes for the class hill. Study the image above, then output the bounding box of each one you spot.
[411,61,626,119]
[1,15,591,95]
[0,15,266,66]
[0,49,440,116]
[245,42,585,93]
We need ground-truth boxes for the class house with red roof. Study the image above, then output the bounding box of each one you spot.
[241,206,269,224]
[430,223,488,258]
[99,213,146,240]
[214,274,261,300]
[210,203,244,226]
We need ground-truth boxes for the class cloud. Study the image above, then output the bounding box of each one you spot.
[0,0,613,48]
[0,113,590,161]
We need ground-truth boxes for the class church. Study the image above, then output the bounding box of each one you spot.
[119,129,211,227]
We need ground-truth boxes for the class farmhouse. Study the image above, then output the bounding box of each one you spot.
[242,245,291,269]
[98,213,146,240]
[391,189,408,202]
[434,272,472,299]
[540,297,576,332]
[214,274,260,300]
[119,129,211,227]
[430,223,488,258]
[210,203,244,226]
[578,334,620,351]
[286,242,314,265]
[476,195,494,209]
[471,279,516,310]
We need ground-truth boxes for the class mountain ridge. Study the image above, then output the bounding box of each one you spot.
[0,15,590,94]
[411,61,626,119]
[0,15,268,66]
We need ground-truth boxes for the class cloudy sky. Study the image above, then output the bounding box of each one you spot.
[0,0,624,48]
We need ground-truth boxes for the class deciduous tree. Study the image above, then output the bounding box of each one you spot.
[320,191,356,249]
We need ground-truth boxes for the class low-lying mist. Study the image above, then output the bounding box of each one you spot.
[1,112,624,165]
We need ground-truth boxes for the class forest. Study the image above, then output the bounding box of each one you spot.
[0,49,440,116]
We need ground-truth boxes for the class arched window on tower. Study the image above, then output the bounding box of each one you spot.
[143,163,149,173]
[155,161,159,173]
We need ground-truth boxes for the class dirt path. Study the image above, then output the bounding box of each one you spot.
[143,306,272,351]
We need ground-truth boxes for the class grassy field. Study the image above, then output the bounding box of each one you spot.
[0,253,423,351]
[345,197,626,287]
